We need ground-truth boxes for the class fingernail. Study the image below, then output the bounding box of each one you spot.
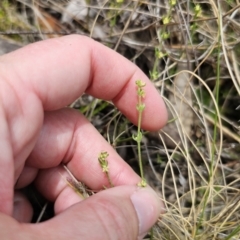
[13,193,33,222]
[130,187,163,239]
[13,195,22,220]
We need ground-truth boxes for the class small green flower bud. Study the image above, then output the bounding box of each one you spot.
[135,80,146,88]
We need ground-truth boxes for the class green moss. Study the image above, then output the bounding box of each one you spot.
[0,0,30,42]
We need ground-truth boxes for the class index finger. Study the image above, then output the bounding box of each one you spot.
[1,35,167,130]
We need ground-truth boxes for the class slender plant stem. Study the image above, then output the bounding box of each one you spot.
[133,80,147,187]
[106,172,114,188]
[137,94,144,179]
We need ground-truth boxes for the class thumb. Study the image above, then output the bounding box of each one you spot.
[30,185,164,240]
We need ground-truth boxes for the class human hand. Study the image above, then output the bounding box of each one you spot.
[0,35,167,239]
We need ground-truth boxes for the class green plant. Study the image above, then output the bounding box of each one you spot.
[132,79,147,187]
[98,151,114,188]
[0,0,30,41]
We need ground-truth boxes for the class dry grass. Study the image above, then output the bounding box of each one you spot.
[1,0,240,239]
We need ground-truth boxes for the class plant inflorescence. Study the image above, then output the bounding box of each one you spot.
[132,79,147,187]
[98,151,114,188]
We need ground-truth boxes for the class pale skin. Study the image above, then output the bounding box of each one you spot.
[0,35,167,239]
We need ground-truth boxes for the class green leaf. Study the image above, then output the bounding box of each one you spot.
[136,103,145,112]
[137,178,147,187]
[132,132,142,142]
